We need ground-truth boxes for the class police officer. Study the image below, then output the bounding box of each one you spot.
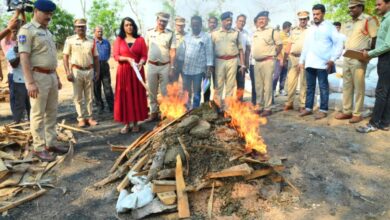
[252,11,282,117]
[145,12,176,121]
[284,11,310,113]
[211,11,245,108]
[63,18,100,128]
[335,0,378,123]
[170,16,186,83]
[19,0,67,162]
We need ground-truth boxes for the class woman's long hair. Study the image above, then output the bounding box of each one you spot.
[118,17,140,39]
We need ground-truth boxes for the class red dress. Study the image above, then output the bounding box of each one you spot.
[113,37,148,124]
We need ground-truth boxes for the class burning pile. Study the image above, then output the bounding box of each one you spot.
[158,82,188,120]
[98,99,296,219]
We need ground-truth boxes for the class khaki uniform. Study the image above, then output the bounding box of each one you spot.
[18,19,58,152]
[252,27,282,110]
[63,35,98,121]
[145,28,176,113]
[211,28,242,106]
[171,31,186,82]
[286,26,308,108]
[341,14,378,116]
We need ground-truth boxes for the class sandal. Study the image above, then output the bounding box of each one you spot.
[120,125,130,134]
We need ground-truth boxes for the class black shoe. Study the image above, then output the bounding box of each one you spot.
[379,124,390,131]
[356,124,378,133]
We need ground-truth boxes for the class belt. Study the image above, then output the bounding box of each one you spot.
[148,60,170,66]
[255,56,274,62]
[32,67,55,74]
[72,64,93,70]
[290,53,301,57]
[217,55,237,60]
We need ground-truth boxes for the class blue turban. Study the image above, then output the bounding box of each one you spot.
[220,11,233,21]
[34,0,56,12]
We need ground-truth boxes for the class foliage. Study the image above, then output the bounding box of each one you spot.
[321,0,376,22]
[87,0,122,40]
[49,6,75,48]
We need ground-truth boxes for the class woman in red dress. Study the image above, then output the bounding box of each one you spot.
[113,17,148,133]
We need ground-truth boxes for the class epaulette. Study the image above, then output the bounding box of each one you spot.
[21,23,33,29]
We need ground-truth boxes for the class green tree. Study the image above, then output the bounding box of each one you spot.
[321,0,376,22]
[87,0,122,40]
[49,6,74,48]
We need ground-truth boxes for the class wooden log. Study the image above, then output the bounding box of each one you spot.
[116,154,150,192]
[157,168,176,180]
[175,155,190,218]
[5,122,30,128]
[207,163,253,179]
[57,123,92,134]
[157,191,177,205]
[184,180,223,192]
[0,189,47,212]
[0,159,9,179]
[147,144,167,181]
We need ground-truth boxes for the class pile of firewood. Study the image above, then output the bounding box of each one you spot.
[97,103,298,219]
[0,121,79,214]
[0,86,9,103]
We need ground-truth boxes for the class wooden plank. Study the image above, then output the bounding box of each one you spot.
[207,163,253,179]
[109,131,150,173]
[157,168,176,180]
[0,159,8,179]
[177,137,190,176]
[244,168,273,180]
[157,191,177,205]
[0,172,25,188]
[207,182,215,219]
[152,184,176,193]
[184,180,223,192]
[0,189,47,212]
[57,123,92,134]
[116,154,150,192]
[0,187,22,201]
[176,155,190,218]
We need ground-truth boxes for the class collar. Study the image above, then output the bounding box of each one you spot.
[219,27,234,33]
[95,38,105,43]
[76,34,89,41]
[256,26,269,31]
[383,11,390,21]
[191,31,204,37]
[31,19,43,29]
[154,27,167,33]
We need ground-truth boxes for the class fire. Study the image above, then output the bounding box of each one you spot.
[159,82,189,120]
[224,98,267,155]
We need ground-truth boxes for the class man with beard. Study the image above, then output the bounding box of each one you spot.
[63,18,100,127]
[145,12,176,121]
[18,0,66,161]
[211,11,245,109]
[299,4,343,120]
[335,0,378,124]
[358,0,390,133]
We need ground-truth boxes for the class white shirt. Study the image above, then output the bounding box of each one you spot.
[6,46,25,83]
[299,20,343,69]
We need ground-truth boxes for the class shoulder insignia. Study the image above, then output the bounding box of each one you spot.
[18,35,27,44]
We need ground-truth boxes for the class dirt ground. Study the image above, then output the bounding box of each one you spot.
[0,58,389,220]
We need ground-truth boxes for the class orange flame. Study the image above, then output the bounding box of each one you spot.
[224,98,267,155]
[159,82,189,120]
